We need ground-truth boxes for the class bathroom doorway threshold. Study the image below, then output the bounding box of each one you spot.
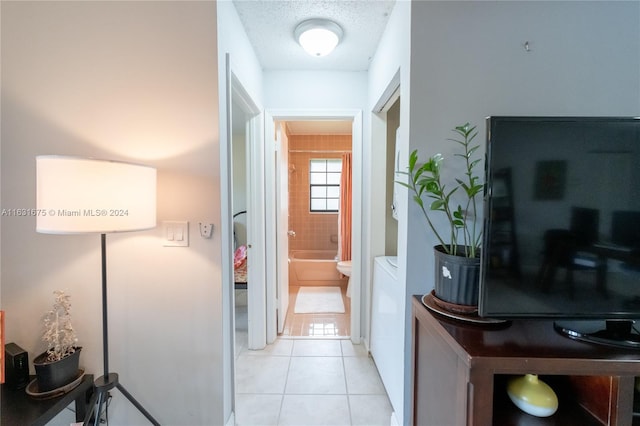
[279,285,351,338]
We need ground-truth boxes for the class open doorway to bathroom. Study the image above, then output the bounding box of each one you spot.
[279,120,353,338]
[265,110,363,344]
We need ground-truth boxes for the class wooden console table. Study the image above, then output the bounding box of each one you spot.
[1,374,94,426]
[411,296,639,425]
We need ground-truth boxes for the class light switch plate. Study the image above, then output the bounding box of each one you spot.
[163,221,189,247]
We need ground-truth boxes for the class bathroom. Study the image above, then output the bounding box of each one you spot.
[282,121,353,338]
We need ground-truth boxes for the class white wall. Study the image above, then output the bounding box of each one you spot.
[264,70,367,110]
[404,1,639,424]
[1,2,223,424]
[407,0,640,291]
[366,1,412,423]
[217,2,264,109]
[216,1,265,421]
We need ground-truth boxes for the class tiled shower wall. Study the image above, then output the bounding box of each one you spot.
[288,134,352,252]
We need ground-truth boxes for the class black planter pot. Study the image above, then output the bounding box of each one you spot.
[33,347,81,392]
[433,245,480,306]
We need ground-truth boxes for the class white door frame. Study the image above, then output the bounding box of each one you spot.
[225,61,267,351]
[365,70,401,348]
[274,124,290,334]
[264,109,363,344]
[222,54,266,426]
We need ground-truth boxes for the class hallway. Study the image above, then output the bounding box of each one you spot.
[234,322,392,425]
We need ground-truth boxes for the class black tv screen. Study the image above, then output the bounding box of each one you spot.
[479,117,640,325]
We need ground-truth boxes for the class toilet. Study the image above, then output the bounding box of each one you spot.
[337,260,352,297]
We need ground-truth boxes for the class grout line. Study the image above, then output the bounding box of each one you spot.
[341,346,354,425]
[275,348,293,426]
[278,335,351,340]
[277,392,352,396]
[235,391,287,395]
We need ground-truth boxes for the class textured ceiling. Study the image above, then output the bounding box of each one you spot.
[232,0,396,71]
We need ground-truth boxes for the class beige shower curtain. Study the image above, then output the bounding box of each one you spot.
[339,152,352,261]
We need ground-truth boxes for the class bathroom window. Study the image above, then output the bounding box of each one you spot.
[309,158,341,212]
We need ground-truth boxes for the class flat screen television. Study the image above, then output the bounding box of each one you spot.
[479,116,640,349]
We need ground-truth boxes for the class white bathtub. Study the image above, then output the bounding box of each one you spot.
[289,250,347,287]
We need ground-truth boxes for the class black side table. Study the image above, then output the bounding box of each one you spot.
[1,374,94,426]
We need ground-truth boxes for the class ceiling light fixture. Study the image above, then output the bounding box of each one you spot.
[294,19,343,57]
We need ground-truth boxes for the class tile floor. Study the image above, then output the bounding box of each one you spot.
[233,338,393,426]
[281,285,350,337]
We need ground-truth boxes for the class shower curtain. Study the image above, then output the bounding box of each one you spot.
[339,152,352,261]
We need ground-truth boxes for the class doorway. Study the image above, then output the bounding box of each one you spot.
[227,69,266,353]
[278,120,353,338]
[264,110,363,344]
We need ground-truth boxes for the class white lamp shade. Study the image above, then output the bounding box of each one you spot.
[36,156,157,234]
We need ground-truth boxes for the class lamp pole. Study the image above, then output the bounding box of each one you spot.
[84,234,160,426]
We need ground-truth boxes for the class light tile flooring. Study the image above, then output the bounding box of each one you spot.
[233,337,393,426]
[281,285,350,337]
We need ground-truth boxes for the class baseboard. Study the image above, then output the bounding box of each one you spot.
[390,410,400,426]
[225,411,235,426]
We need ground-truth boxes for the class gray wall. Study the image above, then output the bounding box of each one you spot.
[404,1,640,422]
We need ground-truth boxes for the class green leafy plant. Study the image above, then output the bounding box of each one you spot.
[397,123,483,258]
[42,290,78,362]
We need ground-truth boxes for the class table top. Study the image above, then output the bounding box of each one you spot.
[413,296,639,372]
[1,374,94,426]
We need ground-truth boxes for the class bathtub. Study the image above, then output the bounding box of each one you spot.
[289,250,347,287]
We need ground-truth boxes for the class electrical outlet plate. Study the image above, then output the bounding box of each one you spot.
[199,223,214,238]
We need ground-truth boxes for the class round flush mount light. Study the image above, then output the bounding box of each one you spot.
[294,19,343,57]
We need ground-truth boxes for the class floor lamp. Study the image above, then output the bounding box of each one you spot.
[36,156,160,425]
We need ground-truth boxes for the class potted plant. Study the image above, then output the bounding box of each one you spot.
[398,123,484,308]
[33,290,82,392]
